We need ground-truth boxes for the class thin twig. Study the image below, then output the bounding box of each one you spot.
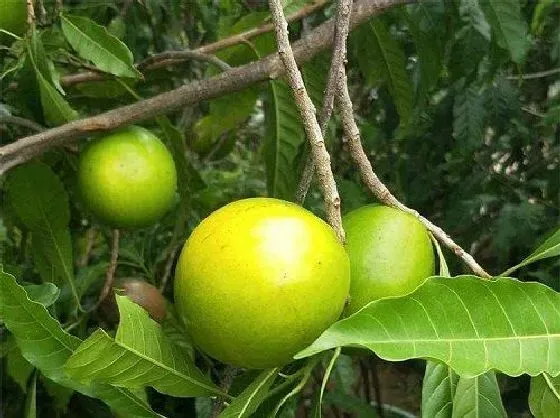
[336,68,491,277]
[295,0,353,204]
[138,50,231,72]
[26,0,35,26]
[269,0,345,241]
[77,227,97,268]
[159,244,180,293]
[91,229,120,311]
[506,67,560,80]
[0,115,45,132]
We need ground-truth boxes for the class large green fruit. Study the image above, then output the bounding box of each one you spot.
[344,205,435,315]
[78,126,177,228]
[174,198,350,369]
[0,0,27,43]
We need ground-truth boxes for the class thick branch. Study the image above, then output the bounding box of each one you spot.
[336,69,491,278]
[268,0,344,241]
[0,0,406,175]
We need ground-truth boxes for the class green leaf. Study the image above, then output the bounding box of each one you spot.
[219,368,279,418]
[24,283,60,306]
[452,372,507,418]
[6,338,35,392]
[5,163,80,308]
[529,374,560,418]
[480,0,529,63]
[0,268,163,418]
[25,373,37,418]
[60,14,140,78]
[453,83,486,150]
[501,227,560,276]
[352,18,413,124]
[64,295,222,398]
[296,276,560,378]
[422,361,459,418]
[313,349,340,418]
[459,0,491,40]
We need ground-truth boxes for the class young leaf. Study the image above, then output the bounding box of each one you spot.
[0,268,163,418]
[480,0,529,63]
[64,295,222,398]
[452,372,507,418]
[5,163,80,308]
[296,276,560,378]
[422,361,459,418]
[219,368,279,418]
[60,14,140,78]
[529,374,560,418]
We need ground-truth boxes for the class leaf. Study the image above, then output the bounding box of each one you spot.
[6,339,35,392]
[0,268,163,418]
[453,83,486,150]
[502,227,560,276]
[452,372,507,418]
[24,282,60,306]
[422,361,459,418]
[219,368,279,418]
[352,18,413,124]
[60,14,140,78]
[313,348,340,418]
[480,0,529,63]
[529,374,560,418]
[25,372,37,418]
[5,163,80,308]
[296,276,560,378]
[430,234,450,277]
[459,0,491,40]
[64,295,222,398]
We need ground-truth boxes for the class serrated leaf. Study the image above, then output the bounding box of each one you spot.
[64,295,221,398]
[220,368,279,418]
[61,14,140,78]
[296,276,560,378]
[452,372,506,418]
[0,268,163,418]
[480,0,529,63]
[502,227,560,276]
[24,283,60,306]
[5,163,79,308]
[422,361,459,418]
[459,0,491,40]
[352,18,413,124]
[453,83,486,150]
[529,374,560,418]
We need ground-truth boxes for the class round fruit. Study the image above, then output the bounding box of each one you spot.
[0,0,27,44]
[343,205,435,315]
[78,126,177,229]
[174,198,350,369]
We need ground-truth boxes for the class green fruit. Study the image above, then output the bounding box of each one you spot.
[343,205,435,315]
[0,0,26,44]
[174,198,350,369]
[78,126,177,229]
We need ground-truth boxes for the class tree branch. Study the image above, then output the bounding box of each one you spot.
[295,0,353,204]
[0,0,407,175]
[336,68,491,277]
[137,50,231,72]
[268,0,344,241]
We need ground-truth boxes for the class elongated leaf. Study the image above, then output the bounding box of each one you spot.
[529,374,560,418]
[452,372,506,418]
[422,361,459,418]
[219,368,279,418]
[6,163,80,308]
[453,83,486,150]
[352,18,413,124]
[296,276,560,378]
[480,0,529,63]
[0,268,163,418]
[502,227,560,276]
[25,373,37,418]
[313,348,340,418]
[64,295,221,398]
[459,0,491,40]
[61,14,140,78]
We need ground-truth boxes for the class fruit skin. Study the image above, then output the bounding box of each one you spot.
[343,205,435,315]
[78,126,177,229]
[0,0,27,44]
[174,198,350,369]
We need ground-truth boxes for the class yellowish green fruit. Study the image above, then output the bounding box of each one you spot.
[174,198,350,369]
[343,205,435,315]
[78,126,177,228]
[0,0,27,43]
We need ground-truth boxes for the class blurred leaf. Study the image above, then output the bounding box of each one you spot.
[459,0,491,40]
[61,14,140,78]
[422,361,459,418]
[25,372,37,418]
[452,372,506,417]
[529,374,560,418]
[41,376,74,412]
[6,339,35,392]
[502,227,560,276]
[64,295,221,398]
[5,163,79,308]
[453,83,486,150]
[24,283,60,307]
[296,276,560,378]
[219,368,279,418]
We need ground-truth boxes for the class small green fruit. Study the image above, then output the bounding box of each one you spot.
[343,205,435,315]
[174,198,350,369]
[78,126,177,228]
